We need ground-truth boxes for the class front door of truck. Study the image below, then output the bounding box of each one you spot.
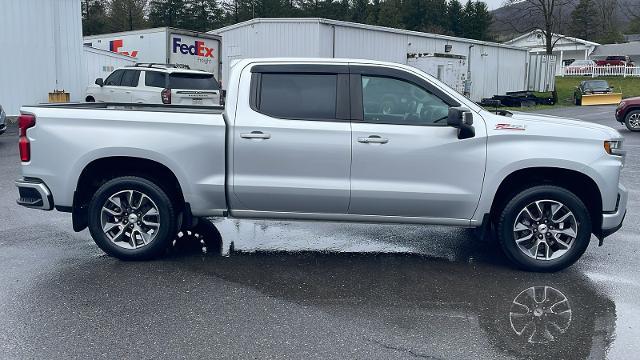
[230,64,352,214]
[348,66,487,220]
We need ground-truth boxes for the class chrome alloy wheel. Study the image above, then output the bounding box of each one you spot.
[628,112,640,129]
[512,200,578,261]
[509,286,572,344]
[100,190,160,249]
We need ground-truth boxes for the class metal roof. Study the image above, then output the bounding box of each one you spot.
[591,42,640,57]
[210,17,526,51]
[505,29,600,47]
[83,45,136,61]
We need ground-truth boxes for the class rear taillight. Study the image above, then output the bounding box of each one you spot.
[161,88,171,104]
[18,114,36,162]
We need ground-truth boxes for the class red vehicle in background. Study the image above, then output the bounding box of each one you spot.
[596,56,635,67]
[616,96,640,131]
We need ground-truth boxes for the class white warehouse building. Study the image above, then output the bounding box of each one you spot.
[0,0,137,115]
[210,18,531,101]
[0,0,84,114]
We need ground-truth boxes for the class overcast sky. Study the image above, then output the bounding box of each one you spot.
[485,0,506,10]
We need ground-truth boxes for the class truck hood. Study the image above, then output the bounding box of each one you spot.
[506,111,622,139]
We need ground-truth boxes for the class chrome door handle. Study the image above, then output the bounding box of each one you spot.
[358,135,388,144]
[240,131,271,139]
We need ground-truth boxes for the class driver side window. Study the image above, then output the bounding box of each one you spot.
[361,75,450,126]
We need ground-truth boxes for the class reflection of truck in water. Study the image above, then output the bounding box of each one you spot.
[208,251,617,360]
[83,27,222,80]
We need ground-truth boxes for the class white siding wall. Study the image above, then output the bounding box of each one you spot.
[214,19,529,101]
[83,47,136,95]
[219,21,323,86]
[331,25,408,64]
[0,0,84,114]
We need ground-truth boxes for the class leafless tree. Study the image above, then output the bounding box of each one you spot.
[502,0,575,54]
[595,0,618,32]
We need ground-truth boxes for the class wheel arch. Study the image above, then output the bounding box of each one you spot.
[489,167,603,234]
[623,106,640,121]
[72,156,187,232]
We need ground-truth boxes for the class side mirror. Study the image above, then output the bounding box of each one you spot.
[448,107,475,139]
[95,78,104,87]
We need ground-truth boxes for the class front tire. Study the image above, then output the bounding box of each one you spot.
[624,110,640,132]
[88,176,178,260]
[496,185,591,272]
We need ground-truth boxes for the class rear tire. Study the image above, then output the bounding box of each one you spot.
[86,96,95,102]
[88,176,178,260]
[496,185,591,272]
[624,110,640,132]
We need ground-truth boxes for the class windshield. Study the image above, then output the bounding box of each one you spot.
[584,80,609,90]
[168,73,220,90]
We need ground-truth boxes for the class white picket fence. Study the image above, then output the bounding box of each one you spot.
[562,65,640,77]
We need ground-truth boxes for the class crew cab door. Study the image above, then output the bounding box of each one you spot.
[348,65,487,220]
[230,64,352,214]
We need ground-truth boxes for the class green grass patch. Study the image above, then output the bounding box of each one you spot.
[555,76,640,105]
[485,76,640,112]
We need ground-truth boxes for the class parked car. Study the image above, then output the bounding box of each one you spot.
[16,58,627,272]
[595,56,635,67]
[564,60,596,75]
[86,63,221,106]
[615,97,640,131]
[0,104,6,135]
[573,80,617,105]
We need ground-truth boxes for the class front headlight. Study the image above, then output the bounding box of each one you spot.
[604,140,625,156]
[618,101,626,108]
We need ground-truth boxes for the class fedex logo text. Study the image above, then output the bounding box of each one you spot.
[172,38,214,58]
[109,39,138,58]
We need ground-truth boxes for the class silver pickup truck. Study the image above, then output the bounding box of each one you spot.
[16,58,627,272]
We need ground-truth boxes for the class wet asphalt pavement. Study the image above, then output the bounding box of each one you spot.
[0,106,638,359]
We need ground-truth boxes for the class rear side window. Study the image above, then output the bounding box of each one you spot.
[257,73,337,120]
[145,71,166,88]
[120,70,140,87]
[104,70,125,86]
[168,73,220,90]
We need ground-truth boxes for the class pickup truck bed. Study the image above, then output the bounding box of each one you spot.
[19,102,229,217]
[27,102,225,114]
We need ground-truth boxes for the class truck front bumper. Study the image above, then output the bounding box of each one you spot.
[15,178,54,211]
[601,184,627,238]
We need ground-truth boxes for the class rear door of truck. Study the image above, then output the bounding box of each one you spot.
[229,63,352,214]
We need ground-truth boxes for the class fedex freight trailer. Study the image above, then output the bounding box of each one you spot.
[83,27,222,80]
